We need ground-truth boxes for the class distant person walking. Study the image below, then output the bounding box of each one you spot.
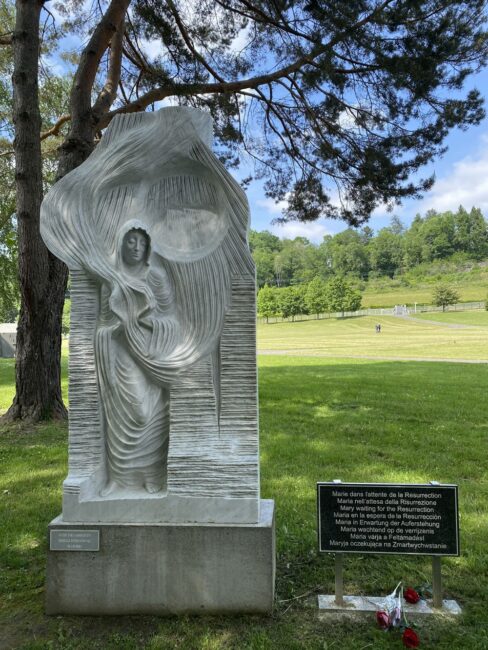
[375,323,381,333]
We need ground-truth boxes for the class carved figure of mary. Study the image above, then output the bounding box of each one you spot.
[96,221,178,495]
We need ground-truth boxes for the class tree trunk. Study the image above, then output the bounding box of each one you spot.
[4,0,68,421]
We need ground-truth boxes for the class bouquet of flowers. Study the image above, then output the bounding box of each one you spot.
[375,581,422,648]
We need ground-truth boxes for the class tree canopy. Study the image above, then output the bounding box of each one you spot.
[4,0,488,224]
[124,0,488,224]
[256,275,363,320]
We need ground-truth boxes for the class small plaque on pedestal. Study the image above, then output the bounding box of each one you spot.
[50,529,100,551]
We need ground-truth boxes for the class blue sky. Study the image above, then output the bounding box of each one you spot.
[252,66,488,242]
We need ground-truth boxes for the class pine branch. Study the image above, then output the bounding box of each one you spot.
[92,16,125,119]
[166,0,225,83]
[40,115,71,141]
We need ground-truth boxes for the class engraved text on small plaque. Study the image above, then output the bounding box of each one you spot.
[50,529,100,551]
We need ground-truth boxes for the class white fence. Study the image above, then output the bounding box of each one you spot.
[257,301,486,324]
[411,301,484,313]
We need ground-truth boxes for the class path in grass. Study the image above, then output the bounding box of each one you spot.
[257,314,488,361]
[259,350,488,362]
[399,314,474,328]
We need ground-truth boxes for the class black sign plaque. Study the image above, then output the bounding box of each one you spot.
[317,483,459,556]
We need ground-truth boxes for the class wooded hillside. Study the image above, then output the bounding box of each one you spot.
[251,206,488,287]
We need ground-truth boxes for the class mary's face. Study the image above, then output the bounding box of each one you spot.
[122,230,149,266]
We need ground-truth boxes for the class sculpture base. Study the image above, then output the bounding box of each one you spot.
[62,475,259,524]
[45,500,275,615]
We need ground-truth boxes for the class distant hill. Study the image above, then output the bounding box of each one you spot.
[361,258,488,308]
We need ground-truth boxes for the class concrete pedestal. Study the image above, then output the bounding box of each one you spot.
[46,500,275,615]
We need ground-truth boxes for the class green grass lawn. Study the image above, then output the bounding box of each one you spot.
[258,315,488,360]
[1,338,488,648]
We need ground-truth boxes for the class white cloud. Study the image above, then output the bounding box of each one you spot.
[139,38,163,60]
[256,197,289,214]
[337,107,358,130]
[419,133,488,213]
[229,23,252,54]
[254,197,333,242]
[270,220,332,243]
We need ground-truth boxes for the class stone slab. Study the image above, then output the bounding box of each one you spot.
[62,479,259,524]
[318,594,462,615]
[46,499,275,615]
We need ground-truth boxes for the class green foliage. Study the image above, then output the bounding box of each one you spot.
[368,227,404,278]
[304,276,328,317]
[249,230,282,254]
[0,154,17,321]
[0,206,18,322]
[432,284,460,311]
[322,229,370,278]
[62,299,71,335]
[274,238,315,287]
[257,285,278,322]
[259,277,365,320]
[277,285,307,321]
[325,277,362,315]
[251,207,488,292]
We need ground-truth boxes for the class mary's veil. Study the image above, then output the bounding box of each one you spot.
[41,107,254,381]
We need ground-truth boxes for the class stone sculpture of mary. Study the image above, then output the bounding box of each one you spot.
[40,107,257,524]
[96,221,178,495]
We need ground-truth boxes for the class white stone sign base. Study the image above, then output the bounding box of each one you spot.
[318,594,462,615]
[46,500,275,615]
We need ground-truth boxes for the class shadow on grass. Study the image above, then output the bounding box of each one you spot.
[1,359,488,649]
[258,360,488,598]
[260,360,488,484]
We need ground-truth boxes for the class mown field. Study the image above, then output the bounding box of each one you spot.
[1,319,487,649]
[257,313,488,360]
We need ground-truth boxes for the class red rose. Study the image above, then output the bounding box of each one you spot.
[402,627,420,648]
[376,610,390,629]
[404,587,421,604]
